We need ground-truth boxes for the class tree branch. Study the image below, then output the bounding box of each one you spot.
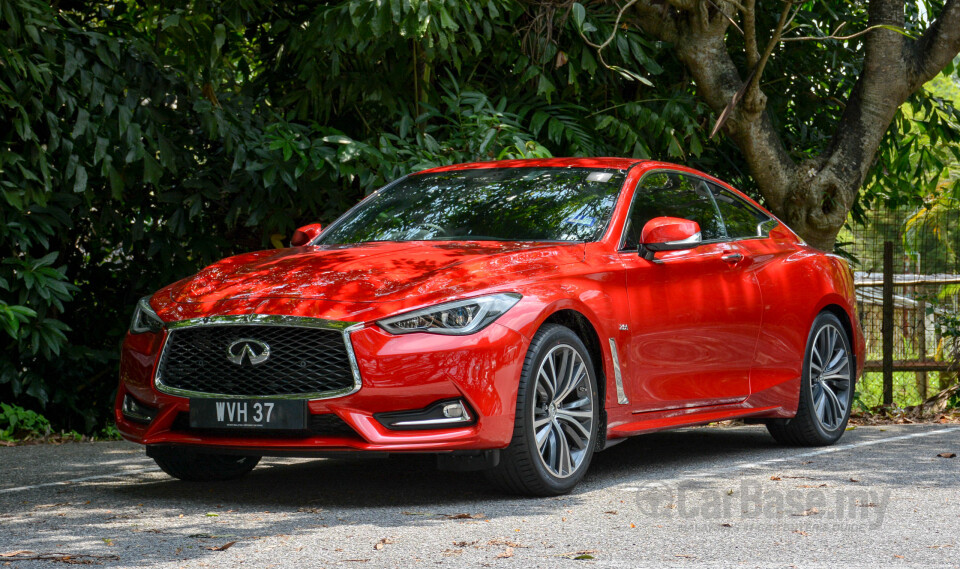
[706,0,743,35]
[577,0,640,51]
[743,0,758,68]
[780,22,894,43]
[909,0,960,90]
[629,1,679,43]
[745,0,792,102]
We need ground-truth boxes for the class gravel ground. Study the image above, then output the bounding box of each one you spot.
[1,424,959,568]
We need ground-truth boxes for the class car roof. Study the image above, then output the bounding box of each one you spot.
[417,157,644,174]
[415,158,786,231]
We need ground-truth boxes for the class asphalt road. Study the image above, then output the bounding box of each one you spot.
[1,424,958,568]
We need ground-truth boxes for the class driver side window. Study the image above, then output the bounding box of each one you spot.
[621,172,725,249]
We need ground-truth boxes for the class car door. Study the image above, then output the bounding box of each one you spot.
[707,182,804,401]
[617,171,763,412]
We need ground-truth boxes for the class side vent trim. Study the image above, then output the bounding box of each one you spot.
[608,338,629,405]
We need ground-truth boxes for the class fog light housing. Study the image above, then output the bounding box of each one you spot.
[122,394,158,424]
[375,399,475,431]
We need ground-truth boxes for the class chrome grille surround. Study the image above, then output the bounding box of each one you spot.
[154,315,363,400]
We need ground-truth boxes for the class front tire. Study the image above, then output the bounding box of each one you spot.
[151,448,261,481]
[767,312,855,446]
[486,324,600,496]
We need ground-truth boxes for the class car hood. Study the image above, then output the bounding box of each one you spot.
[164,241,585,306]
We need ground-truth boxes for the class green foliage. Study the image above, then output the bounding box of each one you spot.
[96,422,122,441]
[0,0,383,428]
[0,402,52,441]
[1,0,958,431]
[937,312,960,339]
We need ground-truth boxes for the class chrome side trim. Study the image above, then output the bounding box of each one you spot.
[154,315,363,401]
[608,338,629,404]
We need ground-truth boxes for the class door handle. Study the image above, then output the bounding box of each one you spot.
[722,253,744,264]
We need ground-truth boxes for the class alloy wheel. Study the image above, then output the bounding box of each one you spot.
[809,323,852,431]
[531,344,595,478]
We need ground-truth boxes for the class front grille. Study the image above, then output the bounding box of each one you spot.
[170,412,359,439]
[156,325,355,397]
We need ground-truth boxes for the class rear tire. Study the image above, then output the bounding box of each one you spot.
[151,448,260,481]
[485,324,600,496]
[767,312,855,446]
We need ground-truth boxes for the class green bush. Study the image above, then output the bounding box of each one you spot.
[1,0,707,432]
[2,0,956,432]
[0,402,52,441]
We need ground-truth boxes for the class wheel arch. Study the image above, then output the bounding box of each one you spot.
[814,298,861,380]
[820,305,854,353]
[541,310,605,403]
[539,309,610,448]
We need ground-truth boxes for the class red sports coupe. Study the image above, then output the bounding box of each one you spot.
[117,158,864,495]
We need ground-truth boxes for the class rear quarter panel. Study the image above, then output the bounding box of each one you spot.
[737,233,864,415]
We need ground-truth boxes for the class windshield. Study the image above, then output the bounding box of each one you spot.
[318,167,627,244]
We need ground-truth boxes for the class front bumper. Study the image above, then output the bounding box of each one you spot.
[116,321,527,454]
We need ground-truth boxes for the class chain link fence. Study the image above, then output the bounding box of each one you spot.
[839,200,960,409]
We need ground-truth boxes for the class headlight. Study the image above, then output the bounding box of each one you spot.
[377,293,521,335]
[129,296,164,334]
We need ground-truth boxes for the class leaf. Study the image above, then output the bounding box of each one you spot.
[496,547,514,558]
[71,109,90,139]
[373,538,394,550]
[63,44,78,82]
[118,105,132,135]
[162,14,180,29]
[571,3,586,28]
[322,134,354,145]
[33,252,58,267]
[93,137,109,165]
[206,541,236,551]
[143,155,162,185]
[561,550,598,559]
[214,24,226,51]
[73,165,87,193]
[438,7,457,30]
[937,452,956,458]
[607,65,653,87]
[108,167,124,199]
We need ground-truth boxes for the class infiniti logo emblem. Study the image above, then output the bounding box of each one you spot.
[226,338,270,365]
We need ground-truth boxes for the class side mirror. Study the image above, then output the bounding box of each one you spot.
[639,217,701,261]
[290,223,323,247]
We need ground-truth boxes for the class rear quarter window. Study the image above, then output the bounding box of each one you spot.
[711,186,774,239]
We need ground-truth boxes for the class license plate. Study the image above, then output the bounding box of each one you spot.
[189,399,307,430]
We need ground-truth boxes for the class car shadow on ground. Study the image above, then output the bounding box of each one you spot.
[106,426,784,510]
[108,423,955,511]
